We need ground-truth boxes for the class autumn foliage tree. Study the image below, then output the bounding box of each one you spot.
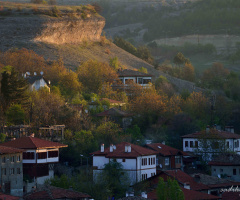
[201,62,230,89]
[77,60,118,93]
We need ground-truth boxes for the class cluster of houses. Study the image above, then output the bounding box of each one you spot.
[3,69,239,199]
[90,125,240,200]
[0,136,93,200]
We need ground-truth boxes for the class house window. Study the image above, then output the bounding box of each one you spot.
[165,158,169,166]
[153,157,155,165]
[213,168,216,172]
[190,141,193,148]
[142,158,147,166]
[48,151,58,158]
[23,152,34,160]
[10,168,14,175]
[17,155,21,162]
[143,79,151,84]
[142,174,147,180]
[175,156,181,164]
[2,157,6,163]
[185,141,188,147]
[17,168,21,175]
[220,169,223,173]
[125,79,134,84]
[237,140,240,148]
[233,169,237,175]
[122,159,125,162]
[195,141,198,148]
[149,158,150,165]
[226,141,230,148]
[11,156,15,163]
[138,78,143,84]
[2,168,6,175]
[37,152,47,159]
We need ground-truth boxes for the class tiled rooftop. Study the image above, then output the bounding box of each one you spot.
[91,142,157,158]
[0,136,67,149]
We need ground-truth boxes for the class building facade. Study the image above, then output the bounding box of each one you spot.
[182,128,240,161]
[0,136,67,193]
[0,146,24,196]
[91,142,157,185]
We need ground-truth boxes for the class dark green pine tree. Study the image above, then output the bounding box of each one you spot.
[1,66,29,110]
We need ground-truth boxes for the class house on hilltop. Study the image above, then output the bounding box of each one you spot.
[24,72,50,92]
[91,142,157,184]
[0,146,24,196]
[0,136,67,193]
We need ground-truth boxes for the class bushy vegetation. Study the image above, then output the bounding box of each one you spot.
[114,37,155,65]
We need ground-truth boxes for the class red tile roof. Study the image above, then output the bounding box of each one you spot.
[91,142,157,158]
[0,193,20,200]
[147,188,220,200]
[0,145,24,154]
[222,191,240,200]
[146,143,188,156]
[208,154,240,166]
[24,186,91,200]
[96,107,133,117]
[182,129,240,139]
[158,170,209,191]
[118,69,152,77]
[0,136,68,149]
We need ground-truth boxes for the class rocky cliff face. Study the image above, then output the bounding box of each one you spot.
[0,14,105,51]
[35,16,105,44]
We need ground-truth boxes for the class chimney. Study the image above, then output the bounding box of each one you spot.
[128,145,131,153]
[125,145,128,153]
[30,133,35,137]
[206,125,210,133]
[226,126,234,133]
[110,144,114,152]
[184,182,190,190]
[101,144,104,152]
[162,141,165,145]
[113,145,116,150]
[34,72,37,76]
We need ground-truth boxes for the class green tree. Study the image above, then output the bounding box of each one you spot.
[97,160,130,199]
[138,67,148,74]
[95,121,122,146]
[109,57,119,70]
[6,104,25,125]
[1,66,29,109]
[173,52,189,67]
[157,177,184,200]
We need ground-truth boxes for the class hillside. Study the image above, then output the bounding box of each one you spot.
[0,2,204,93]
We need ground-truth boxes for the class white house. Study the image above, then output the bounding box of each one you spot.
[0,136,67,192]
[182,127,240,161]
[117,69,152,87]
[91,142,157,185]
[24,72,50,92]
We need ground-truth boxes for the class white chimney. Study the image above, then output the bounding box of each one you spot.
[128,145,131,152]
[101,144,104,152]
[184,182,190,190]
[40,71,44,76]
[34,72,37,76]
[113,145,116,150]
[110,144,114,152]
[162,141,165,145]
[125,145,128,153]
[141,192,147,198]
